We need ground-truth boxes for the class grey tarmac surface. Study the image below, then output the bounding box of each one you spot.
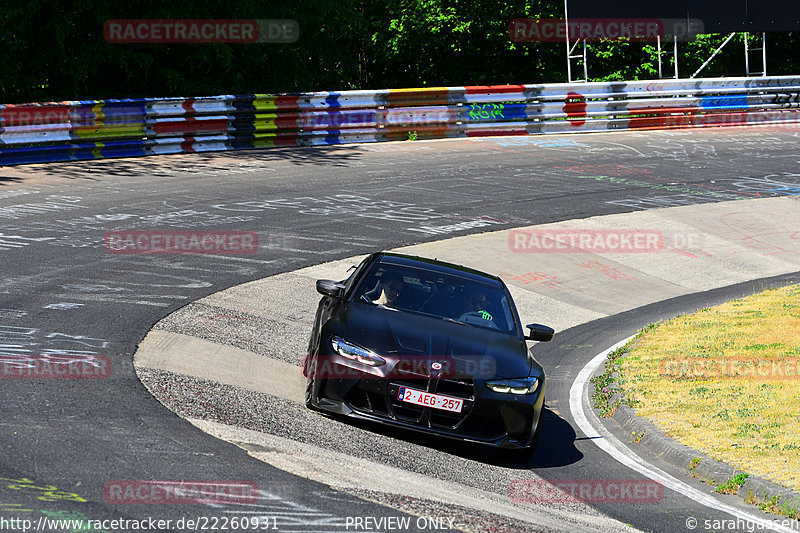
[1,127,799,532]
[135,196,800,533]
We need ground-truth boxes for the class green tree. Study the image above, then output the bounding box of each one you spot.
[1,0,798,102]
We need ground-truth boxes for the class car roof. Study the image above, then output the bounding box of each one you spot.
[377,252,505,288]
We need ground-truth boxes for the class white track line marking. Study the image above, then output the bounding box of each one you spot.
[570,336,797,533]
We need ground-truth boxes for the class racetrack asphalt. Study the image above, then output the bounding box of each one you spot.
[135,196,800,533]
[1,127,799,532]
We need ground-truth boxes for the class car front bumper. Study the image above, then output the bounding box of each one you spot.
[307,363,545,449]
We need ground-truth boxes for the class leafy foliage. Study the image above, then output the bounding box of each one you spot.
[1,0,799,102]
[716,472,749,494]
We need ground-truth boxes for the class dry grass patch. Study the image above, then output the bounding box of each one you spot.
[615,284,800,492]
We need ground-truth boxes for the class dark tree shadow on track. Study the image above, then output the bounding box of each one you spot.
[0,176,24,184]
[330,406,583,470]
[1,145,368,182]
[451,407,584,469]
[525,407,585,469]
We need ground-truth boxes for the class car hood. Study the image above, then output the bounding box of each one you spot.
[326,302,539,380]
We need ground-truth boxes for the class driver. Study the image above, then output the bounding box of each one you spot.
[373,271,404,307]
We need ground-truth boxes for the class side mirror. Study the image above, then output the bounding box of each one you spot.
[316,279,346,298]
[526,323,554,342]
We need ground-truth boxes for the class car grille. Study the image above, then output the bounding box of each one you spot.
[343,366,505,440]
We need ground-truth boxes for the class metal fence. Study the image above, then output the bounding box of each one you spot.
[2,76,799,165]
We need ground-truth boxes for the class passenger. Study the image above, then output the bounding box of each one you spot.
[373,272,404,307]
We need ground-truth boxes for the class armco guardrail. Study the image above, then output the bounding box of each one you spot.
[2,76,800,165]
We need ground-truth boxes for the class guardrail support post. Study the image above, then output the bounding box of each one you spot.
[745,32,767,77]
[566,39,588,83]
[564,0,588,83]
[657,35,680,80]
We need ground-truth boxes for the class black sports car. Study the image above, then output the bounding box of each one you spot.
[303,252,554,452]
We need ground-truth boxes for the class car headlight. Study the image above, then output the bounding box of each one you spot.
[485,377,539,395]
[330,336,386,367]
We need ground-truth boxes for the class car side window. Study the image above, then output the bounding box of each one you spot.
[354,266,398,305]
[359,275,384,304]
[344,255,374,294]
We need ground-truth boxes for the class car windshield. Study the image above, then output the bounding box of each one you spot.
[353,262,518,334]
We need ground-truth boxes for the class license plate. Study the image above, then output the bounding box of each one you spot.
[397,386,463,413]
